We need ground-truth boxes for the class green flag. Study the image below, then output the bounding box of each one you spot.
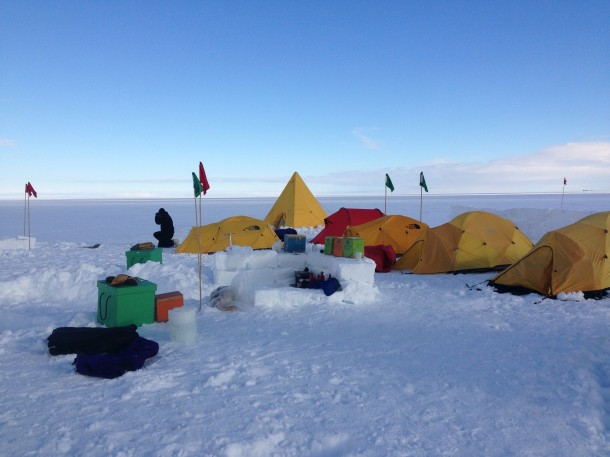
[192,172,202,197]
[419,172,428,192]
[385,174,394,192]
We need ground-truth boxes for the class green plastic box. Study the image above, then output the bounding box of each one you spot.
[323,236,336,255]
[343,237,364,258]
[125,248,163,268]
[97,279,157,327]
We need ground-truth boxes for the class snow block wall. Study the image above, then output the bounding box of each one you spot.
[0,236,36,250]
[213,246,378,307]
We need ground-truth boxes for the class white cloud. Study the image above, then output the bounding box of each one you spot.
[0,138,15,147]
[317,142,610,195]
[2,142,608,199]
[352,128,382,150]
[536,142,610,163]
[474,142,610,188]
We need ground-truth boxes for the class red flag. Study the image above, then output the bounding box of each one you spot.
[564,177,567,185]
[25,182,37,198]
[198,162,210,195]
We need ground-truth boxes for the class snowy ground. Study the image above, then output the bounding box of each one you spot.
[1,194,609,457]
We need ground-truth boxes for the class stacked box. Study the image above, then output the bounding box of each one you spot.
[343,237,365,258]
[323,236,336,255]
[125,248,163,268]
[284,234,306,253]
[155,291,184,322]
[333,237,344,257]
[294,270,310,289]
[97,279,157,327]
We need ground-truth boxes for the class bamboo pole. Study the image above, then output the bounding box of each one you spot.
[383,178,388,245]
[384,183,387,216]
[23,186,27,237]
[419,185,424,223]
[195,194,202,312]
[27,196,31,250]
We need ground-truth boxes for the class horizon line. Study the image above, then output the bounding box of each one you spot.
[0,190,607,203]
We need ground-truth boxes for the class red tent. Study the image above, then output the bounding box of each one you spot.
[311,207,384,244]
[364,245,397,272]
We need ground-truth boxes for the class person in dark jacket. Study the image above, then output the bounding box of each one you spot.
[153,208,175,247]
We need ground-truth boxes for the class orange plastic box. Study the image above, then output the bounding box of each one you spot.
[333,237,344,257]
[155,291,184,322]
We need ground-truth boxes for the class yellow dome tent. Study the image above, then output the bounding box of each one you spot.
[176,216,279,254]
[264,172,327,229]
[490,211,610,297]
[344,215,428,255]
[394,211,533,273]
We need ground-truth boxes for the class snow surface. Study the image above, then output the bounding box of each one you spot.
[1,194,610,457]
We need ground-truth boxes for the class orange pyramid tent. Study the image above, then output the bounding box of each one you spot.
[394,211,533,273]
[264,172,327,229]
[490,211,610,296]
[344,215,428,255]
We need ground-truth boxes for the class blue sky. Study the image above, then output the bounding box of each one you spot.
[1,1,609,199]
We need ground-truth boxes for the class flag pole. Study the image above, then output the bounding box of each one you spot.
[418,172,427,223]
[198,194,203,312]
[561,179,566,209]
[23,185,27,237]
[195,194,203,312]
[193,171,204,313]
[384,180,387,216]
[27,194,31,250]
[385,179,389,247]
[194,164,210,313]
[194,192,202,312]
[419,186,424,223]
[191,177,202,312]
[198,253,202,311]
[193,194,199,226]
